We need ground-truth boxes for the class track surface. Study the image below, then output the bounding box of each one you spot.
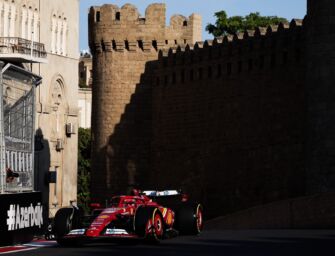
[1,230,335,255]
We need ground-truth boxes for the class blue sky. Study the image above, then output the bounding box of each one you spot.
[79,0,307,51]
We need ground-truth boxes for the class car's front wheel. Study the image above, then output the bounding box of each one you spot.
[134,206,164,243]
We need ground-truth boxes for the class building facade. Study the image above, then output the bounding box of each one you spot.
[78,87,92,129]
[0,0,79,215]
[78,53,92,129]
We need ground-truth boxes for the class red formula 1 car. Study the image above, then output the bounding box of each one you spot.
[52,190,203,246]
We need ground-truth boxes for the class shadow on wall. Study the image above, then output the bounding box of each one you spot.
[97,60,157,198]
[34,128,50,222]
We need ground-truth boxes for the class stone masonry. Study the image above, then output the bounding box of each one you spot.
[89,3,201,200]
[90,1,335,219]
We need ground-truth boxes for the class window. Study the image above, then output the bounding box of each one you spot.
[208,66,212,78]
[259,55,265,69]
[248,59,253,71]
[227,63,232,76]
[238,61,242,73]
[217,64,222,78]
[181,70,185,83]
[51,14,68,55]
[101,40,106,51]
[138,40,143,50]
[295,48,301,63]
[96,11,101,22]
[282,51,288,65]
[198,68,203,80]
[115,12,120,21]
[271,53,276,68]
[152,40,157,50]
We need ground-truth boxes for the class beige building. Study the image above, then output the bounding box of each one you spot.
[79,53,92,88]
[78,53,92,128]
[0,0,79,215]
[78,88,92,129]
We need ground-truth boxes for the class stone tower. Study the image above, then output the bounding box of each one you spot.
[89,3,201,200]
[305,0,335,193]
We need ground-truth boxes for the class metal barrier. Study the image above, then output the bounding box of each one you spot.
[0,63,41,193]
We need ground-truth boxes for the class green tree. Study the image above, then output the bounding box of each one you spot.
[78,128,91,213]
[206,11,287,37]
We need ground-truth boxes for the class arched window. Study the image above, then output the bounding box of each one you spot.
[51,14,57,53]
[51,14,68,55]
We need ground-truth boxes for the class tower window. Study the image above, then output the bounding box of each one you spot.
[227,63,232,76]
[152,40,157,50]
[125,40,129,50]
[183,21,188,26]
[217,64,222,78]
[208,66,212,78]
[238,61,242,73]
[181,69,185,83]
[138,40,143,50]
[248,59,253,71]
[115,12,120,21]
[96,11,101,22]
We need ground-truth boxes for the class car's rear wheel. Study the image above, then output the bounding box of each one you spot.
[135,206,164,243]
[175,203,203,235]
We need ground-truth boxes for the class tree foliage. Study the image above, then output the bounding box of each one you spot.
[206,11,288,37]
[78,128,91,213]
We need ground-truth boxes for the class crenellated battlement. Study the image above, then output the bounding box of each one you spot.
[91,0,335,220]
[157,19,304,83]
[88,3,202,53]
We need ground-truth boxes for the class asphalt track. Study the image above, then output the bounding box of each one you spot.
[2,230,335,256]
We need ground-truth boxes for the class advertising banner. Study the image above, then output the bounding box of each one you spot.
[0,192,44,245]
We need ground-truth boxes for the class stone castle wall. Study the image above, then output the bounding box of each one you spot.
[152,20,307,217]
[89,4,201,200]
[90,1,335,220]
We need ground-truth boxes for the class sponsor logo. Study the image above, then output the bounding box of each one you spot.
[7,203,43,231]
[98,215,109,219]
[105,228,129,235]
[68,229,86,235]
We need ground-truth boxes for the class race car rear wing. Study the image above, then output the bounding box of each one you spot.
[142,190,180,197]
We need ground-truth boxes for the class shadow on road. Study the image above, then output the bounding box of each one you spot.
[16,231,335,256]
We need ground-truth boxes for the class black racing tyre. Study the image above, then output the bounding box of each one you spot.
[134,206,164,243]
[175,203,203,235]
[54,208,73,239]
